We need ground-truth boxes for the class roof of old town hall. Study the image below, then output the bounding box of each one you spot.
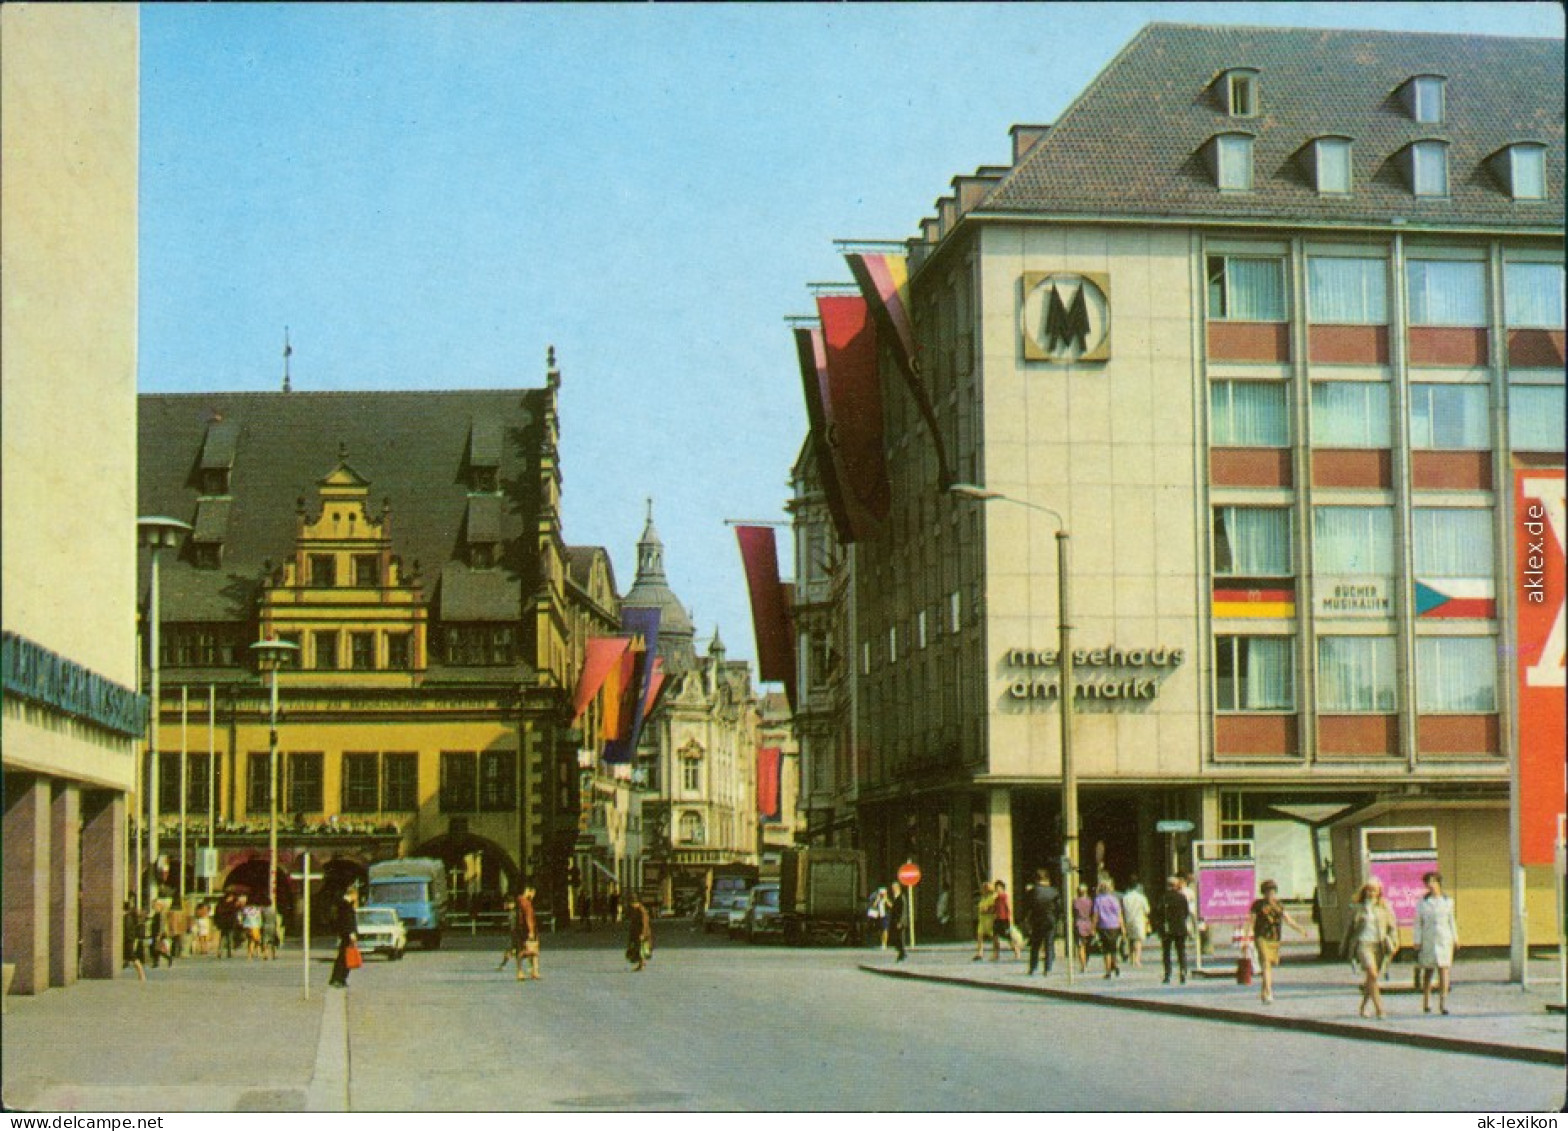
[978,24,1564,230]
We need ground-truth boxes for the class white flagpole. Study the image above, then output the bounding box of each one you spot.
[179,686,189,906]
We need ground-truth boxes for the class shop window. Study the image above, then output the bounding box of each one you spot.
[246,751,270,816]
[1208,256,1286,320]
[1416,637,1497,711]
[1505,262,1565,328]
[1313,506,1394,577]
[1410,385,1489,449]
[479,750,517,811]
[1210,381,1289,446]
[342,753,380,813]
[1509,386,1566,451]
[440,752,478,813]
[382,752,418,811]
[1215,636,1294,711]
[1212,507,1292,576]
[1219,791,1256,851]
[1307,258,1386,324]
[1312,383,1390,447]
[1318,637,1397,711]
[287,752,323,813]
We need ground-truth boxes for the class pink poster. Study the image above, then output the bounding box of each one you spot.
[1368,856,1438,927]
[1196,862,1255,922]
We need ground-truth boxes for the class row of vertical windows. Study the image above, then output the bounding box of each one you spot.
[1211,380,1564,450]
[439,750,518,813]
[1209,256,1564,327]
[1212,136,1544,201]
[1216,634,1496,713]
[1213,506,1493,579]
[307,554,384,588]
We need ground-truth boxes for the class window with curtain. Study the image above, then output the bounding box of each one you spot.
[1412,141,1449,196]
[1510,385,1567,452]
[1208,256,1286,320]
[1217,135,1253,190]
[1509,146,1547,201]
[1413,509,1494,578]
[1313,507,1394,576]
[1215,636,1295,710]
[1416,637,1497,711]
[1504,262,1565,328]
[1213,507,1292,576]
[1318,636,1397,712]
[1407,259,1485,325]
[1410,384,1489,449]
[1211,381,1289,446]
[1308,258,1386,323]
[1315,139,1352,194]
[1312,382,1391,447]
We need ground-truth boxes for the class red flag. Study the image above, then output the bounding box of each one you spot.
[736,526,795,689]
[815,293,890,540]
[757,747,782,820]
[573,637,631,723]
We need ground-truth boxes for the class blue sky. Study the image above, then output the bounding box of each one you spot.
[139,1,1565,675]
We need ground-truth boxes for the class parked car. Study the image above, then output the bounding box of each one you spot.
[703,879,753,934]
[355,905,407,960]
[741,883,782,943]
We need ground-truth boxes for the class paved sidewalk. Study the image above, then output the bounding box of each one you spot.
[862,942,1566,1066]
[2,944,343,1113]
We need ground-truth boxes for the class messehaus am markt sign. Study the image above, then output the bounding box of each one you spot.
[1003,644,1184,703]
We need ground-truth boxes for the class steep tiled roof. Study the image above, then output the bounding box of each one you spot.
[138,390,547,625]
[980,24,1563,230]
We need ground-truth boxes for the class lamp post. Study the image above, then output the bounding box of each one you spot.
[949,484,1077,985]
[250,637,299,913]
[138,516,192,907]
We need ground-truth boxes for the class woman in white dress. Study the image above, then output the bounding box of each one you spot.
[1413,871,1459,1015]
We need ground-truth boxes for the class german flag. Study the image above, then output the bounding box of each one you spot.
[1213,583,1295,619]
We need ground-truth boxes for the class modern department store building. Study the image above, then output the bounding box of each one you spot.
[801,24,1564,947]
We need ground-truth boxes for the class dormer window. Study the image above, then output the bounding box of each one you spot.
[1403,76,1447,124]
[1220,69,1259,117]
[1309,137,1353,195]
[1489,143,1547,201]
[1208,133,1255,192]
[1405,140,1449,197]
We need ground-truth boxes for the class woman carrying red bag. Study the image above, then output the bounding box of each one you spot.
[328,886,361,989]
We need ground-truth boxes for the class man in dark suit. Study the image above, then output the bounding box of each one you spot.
[1158,875,1191,984]
[887,880,907,962]
[1024,869,1062,976]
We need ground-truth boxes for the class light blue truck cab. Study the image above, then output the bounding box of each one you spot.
[366,857,447,949]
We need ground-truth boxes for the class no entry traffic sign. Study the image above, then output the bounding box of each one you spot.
[897,862,922,887]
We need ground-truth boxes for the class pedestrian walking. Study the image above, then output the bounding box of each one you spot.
[1249,880,1308,1004]
[867,887,891,949]
[1413,871,1458,1015]
[1341,878,1399,1019]
[1093,880,1126,978]
[327,887,360,989]
[1071,884,1094,973]
[1024,869,1061,976]
[148,899,174,968]
[991,880,1021,960]
[625,894,653,971]
[1158,875,1191,984]
[887,880,907,962]
[510,885,541,981]
[260,903,281,961]
[1122,878,1150,968]
[972,881,996,961]
[121,901,147,981]
[214,892,239,959]
[240,898,263,960]
[607,884,622,924]
[166,900,190,960]
[193,902,213,957]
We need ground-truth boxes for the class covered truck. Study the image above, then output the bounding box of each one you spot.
[366,857,447,949]
[778,847,864,946]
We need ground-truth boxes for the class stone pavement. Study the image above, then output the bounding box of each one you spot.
[862,940,1567,1066]
[1,944,346,1113]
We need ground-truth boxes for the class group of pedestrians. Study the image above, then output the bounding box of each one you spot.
[120,890,287,979]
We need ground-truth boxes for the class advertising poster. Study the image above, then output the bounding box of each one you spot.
[1196,859,1255,922]
[1367,853,1440,926]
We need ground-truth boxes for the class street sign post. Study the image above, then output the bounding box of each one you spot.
[290,852,317,1000]
[898,862,921,949]
[1156,820,1195,834]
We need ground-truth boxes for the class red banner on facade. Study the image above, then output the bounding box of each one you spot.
[736,525,796,690]
[815,293,891,541]
[794,326,855,545]
[757,746,782,820]
[1515,468,1566,866]
[572,636,631,723]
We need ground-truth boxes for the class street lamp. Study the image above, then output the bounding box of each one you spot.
[949,484,1078,985]
[250,637,299,913]
[138,516,192,907]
